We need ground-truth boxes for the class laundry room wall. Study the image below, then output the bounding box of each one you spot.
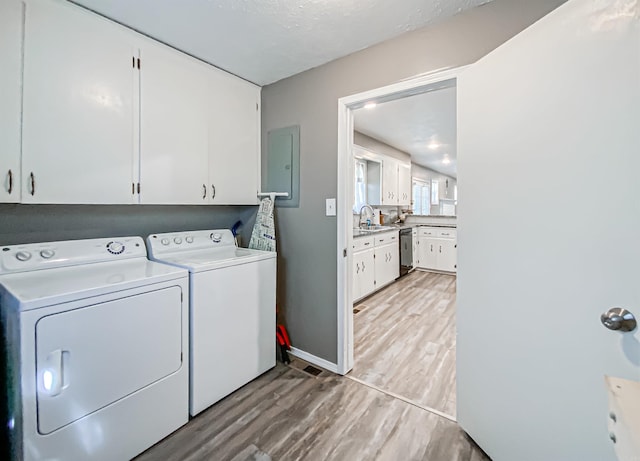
[261,0,567,364]
[0,204,257,247]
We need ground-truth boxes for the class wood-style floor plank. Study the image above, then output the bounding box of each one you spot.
[135,361,487,461]
[351,271,457,415]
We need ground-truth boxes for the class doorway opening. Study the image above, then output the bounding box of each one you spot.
[336,67,465,420]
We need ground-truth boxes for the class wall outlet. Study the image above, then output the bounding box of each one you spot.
[326,198,336,216]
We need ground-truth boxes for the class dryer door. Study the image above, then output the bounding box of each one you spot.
[35,286,183,434]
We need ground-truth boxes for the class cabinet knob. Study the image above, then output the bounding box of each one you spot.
[7,169,13,194]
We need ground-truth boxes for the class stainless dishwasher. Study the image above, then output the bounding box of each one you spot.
[399,228,413,277]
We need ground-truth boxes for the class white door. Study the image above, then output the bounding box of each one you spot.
[0,0,22,203]
[207,69,260,205]
[22,0,136,204]
[457,1,640,460]
[139,41,209,204]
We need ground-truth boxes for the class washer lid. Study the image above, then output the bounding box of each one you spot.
[0,258,187,311]
[149,247,275,272]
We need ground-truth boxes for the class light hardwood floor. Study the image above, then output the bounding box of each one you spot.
[352,271,457,416]
[136,360,487,461]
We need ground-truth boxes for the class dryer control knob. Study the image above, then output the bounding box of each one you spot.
[15,251,32,262]
[107,241,125,255]
[174,237,183,244]
[161,238,170,246]
[210,233,222,243]
[185,236,194,244]
[40,249,55,259]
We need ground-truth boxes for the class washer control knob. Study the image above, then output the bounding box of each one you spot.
[210,233,222,243]
[40,249,55,259]
[174,237,183,244]
[106,241,125,255]
[185,236,194,244]
[15,251,32,262]
[161,238,170,246]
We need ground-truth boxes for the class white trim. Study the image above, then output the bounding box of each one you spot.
[289,347,339,374]
[336,65,469,376]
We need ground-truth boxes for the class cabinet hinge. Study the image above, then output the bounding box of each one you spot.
[137,183,141,194]
[137,58,141,69]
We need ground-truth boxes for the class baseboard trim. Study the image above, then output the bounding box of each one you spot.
[289,347,339,374]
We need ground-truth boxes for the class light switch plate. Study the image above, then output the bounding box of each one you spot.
[326,198,336,216]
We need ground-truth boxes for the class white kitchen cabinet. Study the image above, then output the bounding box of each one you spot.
[397,163,412,206]
[381,157,398,205]
[416,227,457,273]
[375,242,399,287]
[138,41,209,204]
[207,69,260,205]
[0,0,23,203]
[22,0,137,204]
[352,236,376,302]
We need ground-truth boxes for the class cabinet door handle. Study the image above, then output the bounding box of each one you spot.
[7,169,13,194]
[356,262,360,274]
[364,242,370,246]
[30,172,35,196]
[211,184,216,200]
[202,184,207,200]
[362,261,365,271]
[439,245,442,253]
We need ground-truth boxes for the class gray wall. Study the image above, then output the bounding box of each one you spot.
[0,204,257,247]
[262,0,566,363]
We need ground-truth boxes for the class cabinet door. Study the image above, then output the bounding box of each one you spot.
[22,0,136,204]
[352,254,361,302]
[139,41,209,204]
[0,0,22,203]
[381,157,398,205]
[437,239,457,272]
[419,237,439,270]
[208,69,260,204]
[359,248,376,299]
[397,163,412,206]
[375,242,398,287]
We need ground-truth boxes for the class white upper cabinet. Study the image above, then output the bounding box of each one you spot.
[0,0,23,203]
[207,69,260,205]
[22,0,136,204]
[138,41,209,204]
[397,162,411,206]
[381,157,398,205]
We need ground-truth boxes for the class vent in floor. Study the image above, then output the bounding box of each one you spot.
[303,365,323,376]
[353,308,361,314]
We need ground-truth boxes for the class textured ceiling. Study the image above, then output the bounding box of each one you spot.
[69,0,492,85]
[354,85,457,178]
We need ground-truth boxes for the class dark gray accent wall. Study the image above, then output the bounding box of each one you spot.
[262,0,567,363]
[0,204,257,247]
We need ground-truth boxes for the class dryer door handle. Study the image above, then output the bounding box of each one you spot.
[41,349,67,397]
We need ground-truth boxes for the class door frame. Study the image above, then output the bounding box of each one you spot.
[336,65,468,375]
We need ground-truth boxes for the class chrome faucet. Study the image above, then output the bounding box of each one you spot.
[359,205,374,228]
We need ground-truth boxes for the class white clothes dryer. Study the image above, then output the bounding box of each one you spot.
[146,229,276,416]
[0,236,189,461]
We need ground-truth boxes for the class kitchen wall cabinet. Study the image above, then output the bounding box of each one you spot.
[208,70,260,205]
[22,0,137,204]
[381,157,399,205]
[139,41,209,204]
[352,231,399,303]
[415,227,457,273]
[0,0,23,203]
[398,163,412,206]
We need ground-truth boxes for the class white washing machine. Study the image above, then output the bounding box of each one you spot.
[146,229,276,416]
[0,236,189,461]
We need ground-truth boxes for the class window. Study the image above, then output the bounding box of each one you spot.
[353,159,367,213]
[454,184,458,204]
[431,179,439,205]
[412,179,430,215]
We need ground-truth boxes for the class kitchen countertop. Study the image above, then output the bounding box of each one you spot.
[353,222,456,238]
